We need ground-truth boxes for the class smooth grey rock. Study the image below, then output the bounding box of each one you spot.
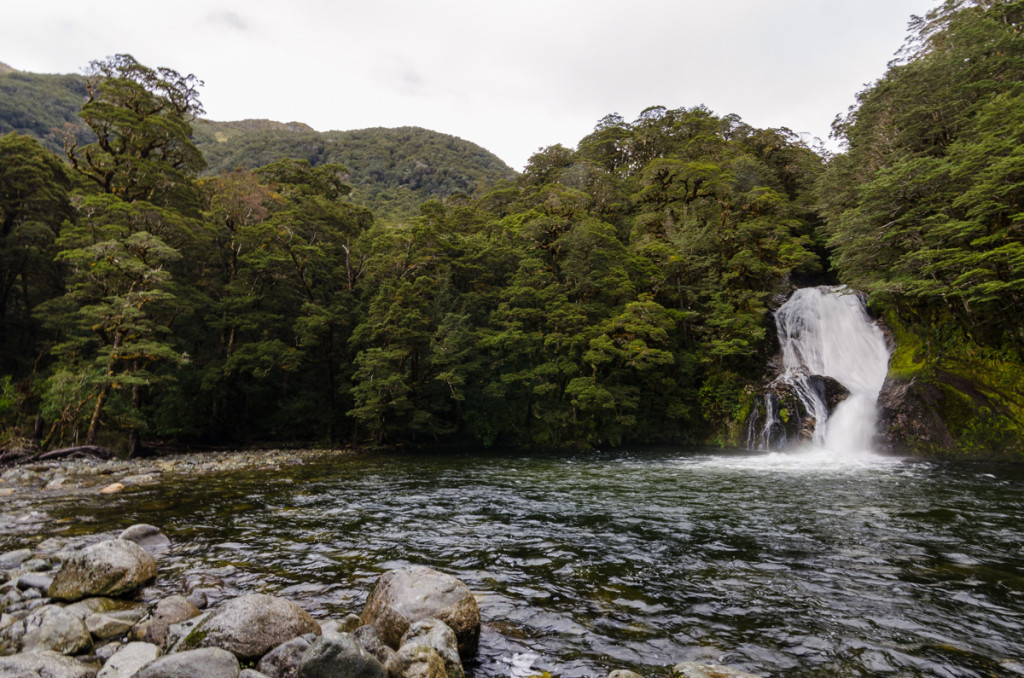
[0,549,32,570]
[351,624,396,666]
[179,593,320,662]
[137,647,240,678]
[240,671,272,678]
[0,650,98,677]
[18,603,93,654]
[400,619,463,678]
[95,640,123,662]
[608,671,644,678]
[86,608,147,640]
[672,662,763,678]
[185,589,207,609]
[97,641,160,678]
[143,595,200,647]
[386,643,447,678]
[361,566,479,658]
[17,572,54,591]
[256,635,311,678]
[49,540,157,602]
[117,525,171,554]
[21,557,52,572]
[298,633,386,678]
[319,619,344,636]
[163,611,210,650]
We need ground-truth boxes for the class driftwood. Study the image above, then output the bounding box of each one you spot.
[36,445,113,461]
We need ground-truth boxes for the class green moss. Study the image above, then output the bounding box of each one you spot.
[884,311,926,379]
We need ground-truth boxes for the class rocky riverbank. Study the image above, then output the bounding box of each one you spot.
[0,522,760,678]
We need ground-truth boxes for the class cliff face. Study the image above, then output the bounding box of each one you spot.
[875,329,1024,461]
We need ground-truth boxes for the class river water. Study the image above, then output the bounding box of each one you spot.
[4,448,1024,677]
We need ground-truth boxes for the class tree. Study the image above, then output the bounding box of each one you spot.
[0,133,71,371]
[40,55,205,453]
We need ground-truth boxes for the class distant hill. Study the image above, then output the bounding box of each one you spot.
[0,67,90,153]
[192,121,516,220]
[0,64,516,221]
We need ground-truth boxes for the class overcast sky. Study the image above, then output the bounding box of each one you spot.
[4,0,937,171]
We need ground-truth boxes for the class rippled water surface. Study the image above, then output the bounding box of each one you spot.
[5,448,1024,677]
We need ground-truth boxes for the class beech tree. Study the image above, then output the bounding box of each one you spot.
[40,55,204,453]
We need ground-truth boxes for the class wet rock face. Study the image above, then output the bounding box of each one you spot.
[876,376,956,453]
[360,566,480,659]
[48,539,157,602]
[299,633,387,678]
[178,593,320,663]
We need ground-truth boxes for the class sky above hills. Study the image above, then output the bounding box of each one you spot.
[5,0,936,171]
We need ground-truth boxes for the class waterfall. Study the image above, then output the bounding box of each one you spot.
[750,286,891,455]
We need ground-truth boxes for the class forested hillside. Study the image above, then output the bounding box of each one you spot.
[193,122,516,221]
[1,0,1022,459]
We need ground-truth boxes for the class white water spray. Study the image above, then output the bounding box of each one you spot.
[767,286,891,455]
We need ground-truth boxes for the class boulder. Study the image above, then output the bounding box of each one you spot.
[672,662,762,678]
[0,549,32,570]
[351,624,396,666]
[386,644,447,678]
[0,650,98,678]
[400,619,463,678]
[143,595,201,647]
[97,641,160,678]
[137,647,240,678]
[118,525,171,554]
[16,572,54,591]
[86,608,148,640]
[360,567,479,658]
[49,540,157,602]
[17,603,93,654]
[298,633,387,678]
[178,593,320,662]
[256,635,312,678]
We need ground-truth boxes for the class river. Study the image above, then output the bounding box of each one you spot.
[3,447,1024,677]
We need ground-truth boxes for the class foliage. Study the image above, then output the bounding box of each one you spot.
[820,0,1024,356]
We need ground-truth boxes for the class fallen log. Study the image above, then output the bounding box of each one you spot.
[37,445,114,461]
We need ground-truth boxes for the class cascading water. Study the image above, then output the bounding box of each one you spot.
[749,286,891,455]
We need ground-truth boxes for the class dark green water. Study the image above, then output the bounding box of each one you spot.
[5,448,1024,677]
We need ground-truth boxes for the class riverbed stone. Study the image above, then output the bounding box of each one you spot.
[178,593,320,662]
[352,624,397,666]
[0,650,98,678]
[16,572,53,591]
[18,603,93,654]
[298,633,386,678]
[608,671,643,678]
[256,635,311,678]
[386,643,448,678]
[137,647,240,678]
[240,671,272,678]
[97,641,160,678]
[86,607,147,640]
[49,539,157,602]
[400,619,463,678]
[142,595,200,647]
[672,662,763,678]
[118,525,171,553]
[360,566,479,658]
[0,550,32,570]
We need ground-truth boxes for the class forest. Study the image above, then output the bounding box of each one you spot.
[1,0,1022,458]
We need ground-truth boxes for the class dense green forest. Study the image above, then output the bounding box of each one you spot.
[1,0,1022,458]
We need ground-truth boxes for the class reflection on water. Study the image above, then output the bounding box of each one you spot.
[4,448,1024,677]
